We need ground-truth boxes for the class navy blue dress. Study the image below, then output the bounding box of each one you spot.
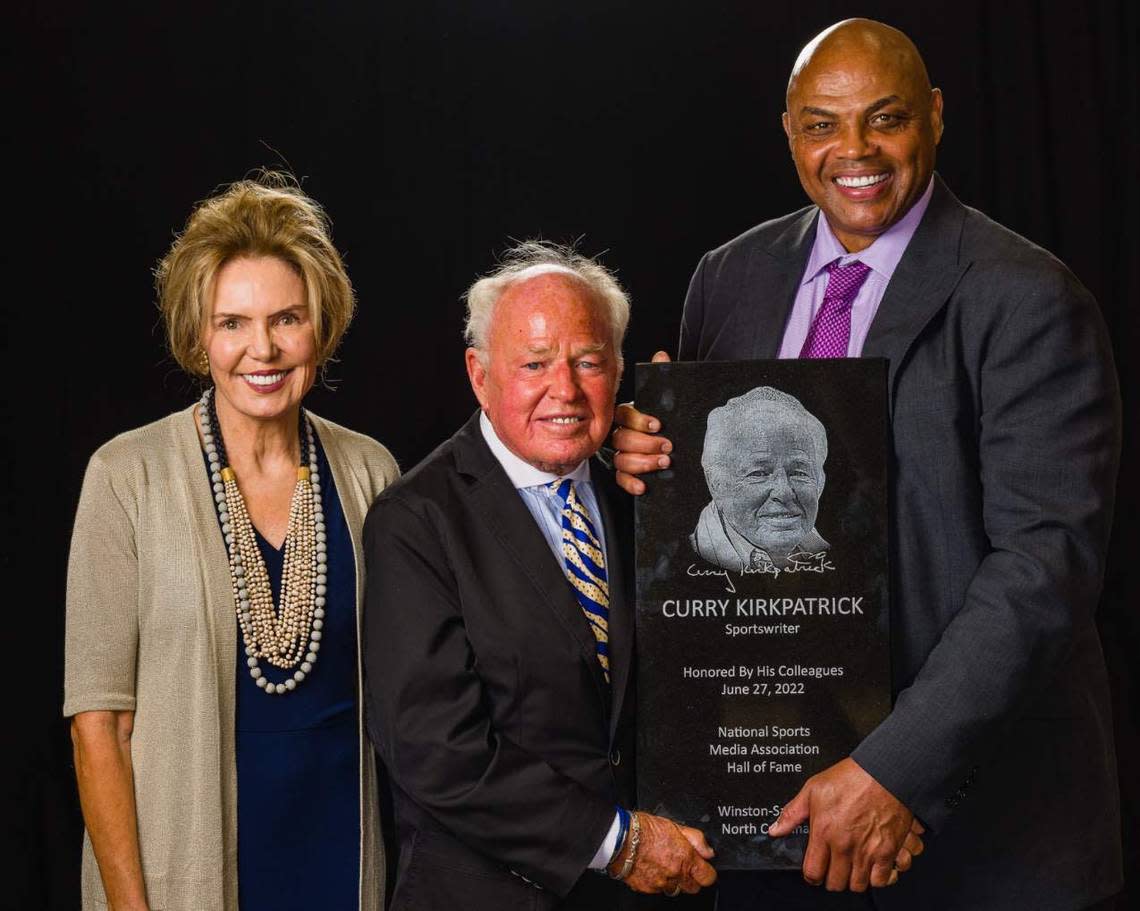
[212,435,360,910]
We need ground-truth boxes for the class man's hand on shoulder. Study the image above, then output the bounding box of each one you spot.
[608,812,717,895]
[768,758,924,892]
[612,351,674,495]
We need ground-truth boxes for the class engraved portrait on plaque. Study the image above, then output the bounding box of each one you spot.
[691,387,831,574]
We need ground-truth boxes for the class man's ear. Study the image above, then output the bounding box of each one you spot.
[930,88,945,145]
[466,348,490,412]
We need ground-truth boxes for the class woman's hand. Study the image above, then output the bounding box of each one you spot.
[72,711,150,911]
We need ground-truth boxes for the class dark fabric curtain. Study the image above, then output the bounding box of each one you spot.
[7,1,1136,906]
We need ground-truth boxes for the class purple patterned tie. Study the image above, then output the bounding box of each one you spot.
[799,259,872,358]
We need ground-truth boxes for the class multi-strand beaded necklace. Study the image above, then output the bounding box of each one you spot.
[199,388,327,696]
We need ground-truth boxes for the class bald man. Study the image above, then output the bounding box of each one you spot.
[614,19,1122,911]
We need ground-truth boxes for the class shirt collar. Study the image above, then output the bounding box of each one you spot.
[479,411,591,490]
[800,176,935,285]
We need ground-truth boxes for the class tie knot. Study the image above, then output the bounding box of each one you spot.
[827,257,870,276]
[550,478,573,502]
[824,259,872,302]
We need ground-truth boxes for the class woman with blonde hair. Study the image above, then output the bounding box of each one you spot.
[65,173,396,910]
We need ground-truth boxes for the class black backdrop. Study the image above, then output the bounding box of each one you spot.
[7,1,1137,906]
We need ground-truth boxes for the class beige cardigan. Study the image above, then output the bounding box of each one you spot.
[64,404,399,911]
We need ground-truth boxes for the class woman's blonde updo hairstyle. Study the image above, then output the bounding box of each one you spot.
[156,171,355,377]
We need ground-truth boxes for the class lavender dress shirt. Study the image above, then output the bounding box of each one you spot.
[777,178,935,358]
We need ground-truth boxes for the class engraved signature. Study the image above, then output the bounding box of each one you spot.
[783,552,836,574]
[687,552,836,592]
[687,564,737,594]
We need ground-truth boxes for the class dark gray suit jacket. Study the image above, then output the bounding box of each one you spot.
[679,175,1122,909]
[362,413,636,910]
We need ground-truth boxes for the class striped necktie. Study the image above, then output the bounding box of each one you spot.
[550,479,610,683]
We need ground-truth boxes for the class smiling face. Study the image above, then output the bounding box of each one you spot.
[202,255,317,426]
[466,272,619,475]
[704,403,825,558]
[782,21,943,253]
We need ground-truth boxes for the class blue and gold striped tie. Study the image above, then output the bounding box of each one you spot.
[551,479,610,683]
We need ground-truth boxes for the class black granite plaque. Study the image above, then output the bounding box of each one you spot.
[635,359,891,870]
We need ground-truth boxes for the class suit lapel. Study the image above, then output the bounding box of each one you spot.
[749,207,819,359]
[863,176,973,408]
[454,415,612,705]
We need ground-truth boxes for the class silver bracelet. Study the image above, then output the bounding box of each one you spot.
[611,810,642,881]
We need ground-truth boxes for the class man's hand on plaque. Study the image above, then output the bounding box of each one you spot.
[768,757,924,891]
[612,351,674,495]
[608,812,718,895]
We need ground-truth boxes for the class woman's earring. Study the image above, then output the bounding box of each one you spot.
[198,349,210,375]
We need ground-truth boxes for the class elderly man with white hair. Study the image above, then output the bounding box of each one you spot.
[362,241,717,910]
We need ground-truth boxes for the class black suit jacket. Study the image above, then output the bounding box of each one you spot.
[363,413,636,911]
[679,175,1122,910]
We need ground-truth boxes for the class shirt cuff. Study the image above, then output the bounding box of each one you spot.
[588,811,623,871]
